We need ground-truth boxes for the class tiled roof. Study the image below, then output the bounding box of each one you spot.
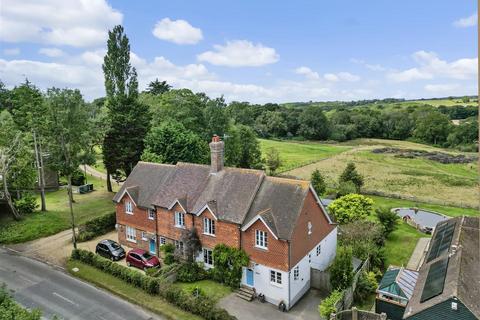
[113,161,326,240]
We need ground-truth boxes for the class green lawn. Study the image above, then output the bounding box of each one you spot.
[174,280,232,302]
[259,139,351,172]
[368,195,477,268]
[67,260,201,320]
[0,175,115,244]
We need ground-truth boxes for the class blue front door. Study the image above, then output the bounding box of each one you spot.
[149,239,156,254]
[246,269,254,286]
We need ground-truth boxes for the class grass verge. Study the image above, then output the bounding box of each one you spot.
[67,260,201,320]
[174,280,232,302]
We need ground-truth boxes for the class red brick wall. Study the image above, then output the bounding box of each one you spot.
[156,203,193,241]
[290,189,335,267]
[116,194,156,233]
[241,219,289,271]
[194,208,240,249]
[117,224,150,252]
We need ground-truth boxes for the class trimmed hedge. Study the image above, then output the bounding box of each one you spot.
[71,249,235,320]
[0,284,42,320]
[77,212,116,242]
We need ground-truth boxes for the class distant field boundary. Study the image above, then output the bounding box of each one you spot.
[361,189,479,210]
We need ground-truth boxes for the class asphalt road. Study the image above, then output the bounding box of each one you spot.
[0,247,162,320]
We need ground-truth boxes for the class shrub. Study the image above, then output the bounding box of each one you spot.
[0,283,42,319]
[211,244,249,288]
[164,253,176,265]
[354,271,378,302]
[330,246,354,290]
[13,193,38,215]
[177,262,208,282]
[161,243,175,254]
[336,180,356,197]
[375,207,400,237]
[70,249,235,320]
[77,212,116,242]
[71,169,86,186]
[339,162,364,192]
[327,194,373,224]
[318,290,342,319]
[311,169,326,195]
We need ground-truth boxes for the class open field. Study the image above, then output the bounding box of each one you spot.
[259,139,351,172]
[284,139,478,208]
[0,175,116,244]
[67,260,201,320]
[409,98,478,107]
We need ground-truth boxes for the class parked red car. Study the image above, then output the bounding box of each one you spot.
[126,248,160,271]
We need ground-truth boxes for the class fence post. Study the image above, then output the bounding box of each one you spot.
[352,307,358,320]
[380,313,387,320]
[330,313,336,320]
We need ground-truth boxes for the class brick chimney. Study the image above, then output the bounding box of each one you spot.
[209,134,224,173]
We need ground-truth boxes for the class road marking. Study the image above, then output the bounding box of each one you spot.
[52,292,79,307]
[17,274,35,284]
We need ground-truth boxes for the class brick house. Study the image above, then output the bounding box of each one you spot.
[113,135,337,310]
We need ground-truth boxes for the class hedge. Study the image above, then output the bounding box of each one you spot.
[0,284,42,320]
[71,249,235,320]
[77,212,116,242]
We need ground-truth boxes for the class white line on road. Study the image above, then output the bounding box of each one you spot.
[52,292,79,307]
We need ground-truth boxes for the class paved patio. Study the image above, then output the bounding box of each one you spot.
[219,288,326,320]
[406,237,430,270]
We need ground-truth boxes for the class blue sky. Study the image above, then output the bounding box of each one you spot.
[0,0,477,102]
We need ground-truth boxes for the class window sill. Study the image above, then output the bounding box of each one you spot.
[126,212,134,215]
[175,225,186,229]
[255,245,268,251]
[126,239,137,243]
[270,282,282,288]
[203,233,216,237]
[148,217,155,220]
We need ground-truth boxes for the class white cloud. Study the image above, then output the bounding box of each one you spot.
[350,58,386,71]
[197,40,279,67]
[152,18,203,45]
[39,48,64,57]
[424,83,459,93]
[295,66,319,79]
[0,0,122,47]
[388,51,477,82]
[2,48,20,56]
[453,13,477,28]
[324,72,360,82]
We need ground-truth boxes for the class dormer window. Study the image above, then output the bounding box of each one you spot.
[175,211,185,228]
[125,201,133,214]
[255,230,268,249]
[148,209,155,220]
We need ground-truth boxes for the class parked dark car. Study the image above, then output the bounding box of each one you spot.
[95,239,125,261]
[126,248,160,271]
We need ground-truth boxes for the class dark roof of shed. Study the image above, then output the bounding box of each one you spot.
[404,216,480,319]
[378,267,418,300]
[243,176,311,240]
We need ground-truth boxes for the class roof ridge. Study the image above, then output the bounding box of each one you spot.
[138,161,175,167]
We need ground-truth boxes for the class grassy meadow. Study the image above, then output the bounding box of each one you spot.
[279,139,478,208]
[259,139,351,172]
[0,175,115,244]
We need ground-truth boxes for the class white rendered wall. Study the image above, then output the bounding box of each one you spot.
[242,265,289,308]
[310,227,337,271]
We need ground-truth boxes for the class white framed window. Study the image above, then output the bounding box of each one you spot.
[203,218,215,236]
[270,270,282,286]
[174,211,185,228]
[255,230,268,249]
[125,201,133,214]
[293,266,299,280]
[126,226,136,243]
[316,244,321,256]
[141,231,148,241]
[148,209,155,220]
[174,240,184,253]
[159,237,166,246]
[203,248,213,266]
[307,221,312,235]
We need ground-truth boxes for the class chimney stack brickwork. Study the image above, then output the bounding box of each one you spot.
[209,135,224,173]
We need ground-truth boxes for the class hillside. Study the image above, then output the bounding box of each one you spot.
[260,138,479,208]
